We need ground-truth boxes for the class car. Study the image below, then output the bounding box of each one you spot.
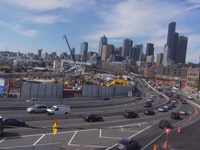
[163,104,171,110]
[168,103,175,108]
[83,114,103,122]
[147,98,153,102]
[2,117,25,127]
[123,111,139,118]
[173,99,177,103]
[117,138,138,150]
[144,102,152,107]
[171,112,180,119]
[133,92,141,97]
[180,109,187,115]
[47,105,71,115]
[159,119,171,128]
[188,95,193,100]
[26,104,48,113]
[144,109,155,115]
[25,98,40,102]
[159,94,163,98]
[175,95,180,99]
[158,107,168,112]
[182,100,187,104]
[101,97,110,100]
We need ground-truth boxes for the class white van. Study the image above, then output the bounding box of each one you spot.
[47,105,71,115]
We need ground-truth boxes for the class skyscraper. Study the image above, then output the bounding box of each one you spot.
[38,49,42,58]
[172,32,179,62]
[71,47,75,55]
[162,45,170,66]
[176,36,188,64]
[156,53,163,65]
[145,43,154,60]
[98,35,108,56]
[80,42,88,62]
[115,47,122,55]
[166,22,176,60]
[134,44,143,61]
[122,39,133,58]
[101,45,114,62]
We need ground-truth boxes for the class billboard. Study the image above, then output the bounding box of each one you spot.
[0,78,5,94]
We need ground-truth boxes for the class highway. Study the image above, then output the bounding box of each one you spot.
[0,79,199,150]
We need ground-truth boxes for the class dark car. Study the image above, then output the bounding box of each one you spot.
[117,138,138,150]
[144,109,155,115]
[144,102,152,107]
[159,94,163,98]
[133,92,141,97]
[2,117,25,127]
[159,119,171,128]
[171,112,180,119]
[83,114,103,122]
[123,111,139,118]
[101,97,110,100]
[182,100,187,104]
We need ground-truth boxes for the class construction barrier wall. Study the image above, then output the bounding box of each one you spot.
[20,83,62,98]
[82,85,135,97]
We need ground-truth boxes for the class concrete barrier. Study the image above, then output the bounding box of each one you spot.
[0,142,61,150]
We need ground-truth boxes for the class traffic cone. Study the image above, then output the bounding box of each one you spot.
[154,145,158,150]
[164,141,168,149]
[190,116,192,121]
[178,126,181,133]
[197,111,199,115]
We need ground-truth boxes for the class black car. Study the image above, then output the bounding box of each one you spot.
[159,119,171,128]
[144,109,155,115]
[182,100,187,104]
[2,117,25,127]
[101,97,110,100]
[123,111,139,118]
[171,112,180,119]
[83,114,103,122]
[144,102,152,107]
[117,138,138,150]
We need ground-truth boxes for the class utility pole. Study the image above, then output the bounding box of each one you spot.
[7,59,13,98]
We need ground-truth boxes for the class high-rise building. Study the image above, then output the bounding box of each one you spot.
[115,47,122,55]
[37,49,42,58]
[145,43,154,60]
[156,53,163,65]
[172,32,179,62]
[42,52,48,59]
[71,47,75,55]
[51,52,57,59]
[162,45,170,66]
[134,44,143,61]
[80,41,88,62]
[166,22,176,60]
[146,55,155,65]
[87,51,96,61]
[98,35,108,56]
[176,36,188,64]
[101,45,114,62]
[122,39,133,58]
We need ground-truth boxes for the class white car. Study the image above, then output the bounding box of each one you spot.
[147,98,153,102]
[158,107,168,112]
[151,94,155,98]
[173,100,177,103]
[188,95,193,100]
[25,98,40,102]
[163,104,171,110]
[180,109,187,115]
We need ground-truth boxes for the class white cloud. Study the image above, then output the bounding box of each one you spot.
[0,21,37,37]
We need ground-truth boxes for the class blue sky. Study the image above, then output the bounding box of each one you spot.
[0,0,200,63]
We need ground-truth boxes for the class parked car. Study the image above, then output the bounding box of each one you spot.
[173,99,177,103]
[26,104,48,113]
[123,111,139,118]
[158,107,168,112]
[164,104,171,110]
[159,94,163,98]
[168,103,175,108]
[147,98,153,102]
[83,114,103,122]
[159,119,171,128]
[25,98,40,102]
[2,117,25,126]
[182,100,187,104]
[47,105,71,115]
[144,102,152,107]
[171,112,180,119]
[180,109,188,115]
[188,95,193,100]
[117,138,138,150]
[144,109,155,115]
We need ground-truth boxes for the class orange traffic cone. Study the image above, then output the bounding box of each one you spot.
[164,141,168,149]
[190,116,192,121]
[178,126,181,133]
[154,145,158,150]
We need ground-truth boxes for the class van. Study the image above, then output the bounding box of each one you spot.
[47,105,71,115]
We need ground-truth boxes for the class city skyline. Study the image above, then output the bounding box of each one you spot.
[0,0,200,63]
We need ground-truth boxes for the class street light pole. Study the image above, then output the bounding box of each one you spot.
[7,59,13,98]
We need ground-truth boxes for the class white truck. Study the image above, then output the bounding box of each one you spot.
[47,105,71,115]
[25,98,40,102]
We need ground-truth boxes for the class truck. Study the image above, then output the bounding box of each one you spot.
[47,105,71,115]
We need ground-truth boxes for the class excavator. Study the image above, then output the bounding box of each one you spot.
[105,79,129,86]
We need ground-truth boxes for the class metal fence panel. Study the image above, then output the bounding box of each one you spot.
[30,84,39,98]
[45,84,53,98]
[91,85,98,97]
[38,84,46,98]
[20,84,31,98]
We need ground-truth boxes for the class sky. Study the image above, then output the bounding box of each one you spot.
[0,0,200,63]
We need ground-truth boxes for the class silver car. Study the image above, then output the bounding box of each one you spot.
[26,104,48,113]
[180,109,187,115]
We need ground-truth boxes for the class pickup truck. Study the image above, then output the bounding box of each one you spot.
[25,98,40,102]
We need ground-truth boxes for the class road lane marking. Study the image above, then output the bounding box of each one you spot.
[68,131,77,145]
[120,126,123,131]
[99,129,102,137]
[33,134,45,146]
[0,138,6,143]
[85,145,107,148]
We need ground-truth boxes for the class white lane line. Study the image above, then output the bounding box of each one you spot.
[85,145,107,148]
[110,122,147,128]
[68,131,77,145]
[33,134,45,146]
[138,123,141,127]
[99,129,102,137]
[116,105,118,107]
[125,104,127,106]
[101,136,122,140]
[0,138,6,143]
[120,126,123,131]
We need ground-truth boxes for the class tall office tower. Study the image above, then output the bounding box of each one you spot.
[145,43,154,61]
[51,52,57,59]
[42,52,48,59]
[172,32,179,62]
[71,47,75,55]
[129,47,135,59]
[146,55,155,65]
[122,39,133,58]
[166,22,176,60]
[134,44,143,61]
[80,41,88,62]
[139,52,145,61]
[101,45,114,62]
[87,51,95,61]
[156,53,163,65]
[162,45,170,66]
[176,36,188,64]
[98,35,108,56]
[37,49,42,58]
[115,46,122,55]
